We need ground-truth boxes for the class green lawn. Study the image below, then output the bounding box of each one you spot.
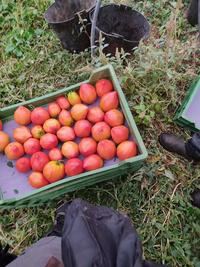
[0,0,200,266]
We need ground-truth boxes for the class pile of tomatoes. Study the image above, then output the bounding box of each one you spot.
[0,79,137,189]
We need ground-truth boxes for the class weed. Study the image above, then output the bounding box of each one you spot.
[0,0,200,266]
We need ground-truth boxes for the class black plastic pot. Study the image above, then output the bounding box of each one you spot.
[90,4,150,56]
[44,0,96,53]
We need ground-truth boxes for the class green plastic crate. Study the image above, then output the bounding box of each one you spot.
[174,76,200,131]
[0,64,148,209]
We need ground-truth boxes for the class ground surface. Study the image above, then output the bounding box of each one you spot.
[0,0,200,266]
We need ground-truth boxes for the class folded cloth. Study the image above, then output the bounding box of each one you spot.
[6,199,169,267]
[61,199,169,267]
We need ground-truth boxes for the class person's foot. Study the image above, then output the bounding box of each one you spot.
[158,133,192,159]
[191,189,200,208]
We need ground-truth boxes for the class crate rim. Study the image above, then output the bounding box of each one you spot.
[0,64,148,208]
[174,75,200,131]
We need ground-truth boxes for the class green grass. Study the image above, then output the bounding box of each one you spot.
[0,0,200,266]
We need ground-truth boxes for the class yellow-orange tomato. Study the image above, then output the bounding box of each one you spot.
[48,102,61,118]
[104,109,124,127]
[61,141,79,159]
[5,142,24,160]
[57,126,75,142]
[43,119,61,134]
[79,83,97,104]
[48,148,63,161]
[29,172,49,188]
[58,110,73,126]
[117,141,138,160]
[97,140,116,160]
[67,92,81,105]
[14,106,31,125]
[92,122,111,142]
[100,92,119,112]
[87,107,104,124]
[0,131,10,152]
[13,126,32,144]
[70,104,88,121]
[43,161,65,183]
[31,125,45,139]
[111,126,129,144]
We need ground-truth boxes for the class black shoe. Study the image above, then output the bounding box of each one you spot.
[0,244,17,267]
[187,0,199,26]
[191,189,200,208]
[46,202,71,237]
[158,133,191,159]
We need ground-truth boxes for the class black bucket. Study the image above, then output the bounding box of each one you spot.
[90,4,150,56]
[44,0,96,53]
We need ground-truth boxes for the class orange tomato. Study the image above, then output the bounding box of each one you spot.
[28,172,49,188]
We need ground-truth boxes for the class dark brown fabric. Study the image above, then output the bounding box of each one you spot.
[45,256,64,267]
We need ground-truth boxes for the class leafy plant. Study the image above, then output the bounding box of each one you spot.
[0,1,200,266]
